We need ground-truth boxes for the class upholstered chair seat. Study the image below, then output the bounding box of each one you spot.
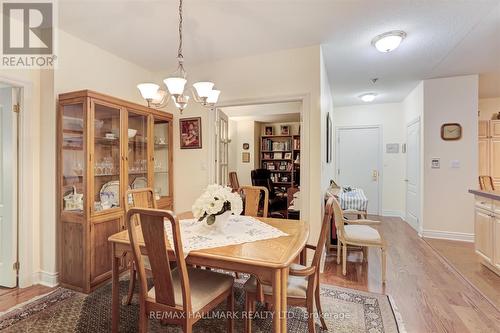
[344,225,382,242]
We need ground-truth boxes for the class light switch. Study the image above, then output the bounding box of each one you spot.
[431,158,440,169]
[450,160,460,168]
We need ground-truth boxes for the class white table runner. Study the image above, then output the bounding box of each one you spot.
[164,215,288,256]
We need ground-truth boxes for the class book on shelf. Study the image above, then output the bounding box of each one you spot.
[293,137,300,150]
[261,138,291,151]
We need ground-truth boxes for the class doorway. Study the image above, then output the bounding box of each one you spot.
[0,84,19,288]
[405,119,421,231]
[336,126,382,215]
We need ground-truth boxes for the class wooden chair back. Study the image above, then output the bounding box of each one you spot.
[479,176,495,191]
[228,172,240,192]
[311,197,335,270]
[287,187,299,209]
[330,196,347,241]
[240,185,269,217]
[126,208,192,312]
[125,188,157,226]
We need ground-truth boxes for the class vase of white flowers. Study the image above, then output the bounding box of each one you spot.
[192,184,243,231]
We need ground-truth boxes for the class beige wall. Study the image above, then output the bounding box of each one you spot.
[320,47,335,194]
[479,97,500,120]
[422,75,478,238]
[155,45,325,245]
[333,103,406,217]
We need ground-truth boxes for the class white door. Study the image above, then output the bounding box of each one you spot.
[406,120,420,230]
[336,127,381,215]
[216,109,229,186]
[0,87,18,287]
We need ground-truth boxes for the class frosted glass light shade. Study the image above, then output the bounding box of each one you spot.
[164,77,187,95]
[372,31,406,53]
[360,93,377,102]
[172,95,189,109]
[193,81,214,98]
[152,89,167,103]
[206,89,220,104]
[137,83,159,100]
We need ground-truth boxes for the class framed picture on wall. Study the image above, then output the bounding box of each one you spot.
[265,126,274,136]
[326,113,332,162]
[281,125,290,135]
[179,117,202,149]
[242,152,250,163]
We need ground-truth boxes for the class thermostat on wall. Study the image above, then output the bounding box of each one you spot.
[431,158,440,169]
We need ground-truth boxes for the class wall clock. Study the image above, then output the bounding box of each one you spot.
[441,123,462,141]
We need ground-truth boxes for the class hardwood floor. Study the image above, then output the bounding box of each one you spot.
[0,285,54,313]
[425,237,500,310]
[321,216,500,333]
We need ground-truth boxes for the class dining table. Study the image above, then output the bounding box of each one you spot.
[108,213,309,333]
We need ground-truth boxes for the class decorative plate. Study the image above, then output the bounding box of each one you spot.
[131,176,148,189]
[100,180,120,207]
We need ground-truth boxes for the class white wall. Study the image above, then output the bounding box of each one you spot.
[333,103,406,216]
[479,97,500,120]
[155,45,325,245]
[320,47,335,192]
[232,120,258,186]
[422,75,478,238]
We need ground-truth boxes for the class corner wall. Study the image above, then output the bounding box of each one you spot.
[422,75,478,239]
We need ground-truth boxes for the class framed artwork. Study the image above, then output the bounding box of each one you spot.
[281,125,290,135]
[242,152,250,163]
[179,117,202,149]
[326,113,332,163]
[243,143,250,150]
[265,126,274,136]
[284,152,292,159]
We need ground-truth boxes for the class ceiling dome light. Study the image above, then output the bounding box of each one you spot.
[372,30,407,53]
[360,93,377,102]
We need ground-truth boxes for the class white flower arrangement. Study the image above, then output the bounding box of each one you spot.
[192,184,243,225]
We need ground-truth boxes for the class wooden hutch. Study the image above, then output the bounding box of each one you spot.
[57,90,173,293]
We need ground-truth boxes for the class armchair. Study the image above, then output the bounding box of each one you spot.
[250,169,287,215]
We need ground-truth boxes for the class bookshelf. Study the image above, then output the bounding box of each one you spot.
[260,132,300,190]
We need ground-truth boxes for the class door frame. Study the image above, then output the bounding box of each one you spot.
[0,75,38,288]
[405,117,422,233]
[208,93,310,222]
[335,125,383,215]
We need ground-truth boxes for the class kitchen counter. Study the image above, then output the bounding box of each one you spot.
[468,189,500,201]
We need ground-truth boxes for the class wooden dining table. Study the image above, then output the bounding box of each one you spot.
[108,215,309,333]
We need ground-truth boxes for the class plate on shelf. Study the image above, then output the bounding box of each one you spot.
[131,176,147,189]
[100,180,120,207]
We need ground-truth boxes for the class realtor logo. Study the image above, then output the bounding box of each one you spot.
[1,1,56,68]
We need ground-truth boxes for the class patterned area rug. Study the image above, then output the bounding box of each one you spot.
[0,277,404,333]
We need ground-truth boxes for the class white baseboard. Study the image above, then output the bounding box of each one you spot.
[381,210,405,219]
[33,271,59,287]
[422,229,474,242]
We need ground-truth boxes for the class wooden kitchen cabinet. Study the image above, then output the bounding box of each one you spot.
[473,194,500,276]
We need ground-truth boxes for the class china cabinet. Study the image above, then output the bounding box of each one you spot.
[57,90,173,292]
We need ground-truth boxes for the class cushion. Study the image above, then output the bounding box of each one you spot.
[148,267,234,312]
[344,225,381,242]
[243,263,310,299]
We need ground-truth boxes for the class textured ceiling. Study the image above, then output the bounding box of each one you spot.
[59,0,500,106]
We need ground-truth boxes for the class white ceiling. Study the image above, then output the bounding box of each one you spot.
[59,0,500,106]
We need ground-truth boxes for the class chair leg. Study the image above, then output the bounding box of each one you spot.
[342,244,347,276]
[336,241,341,265]
[227,288,234,333]
[381,247,387,284]
[245,294,253,333]
[124,264,136,305]
[184,321,193,333]
[235,272,240,279]
[306,296,316,333]
[362,247,368,263]
[315,280,327,330]
[138,305,148,333]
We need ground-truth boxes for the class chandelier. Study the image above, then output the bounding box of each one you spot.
[137,0,220,113]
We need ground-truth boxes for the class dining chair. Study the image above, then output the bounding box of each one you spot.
[286,186,300,218]
[126,207,235,333]
[331,196,387,284]
[243,197,334,333]
[228,171,240,192]
[479,175,495,191]
[123,188,157,305]
[240,185,269,217]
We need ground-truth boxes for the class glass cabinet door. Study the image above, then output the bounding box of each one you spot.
[127,111,149,190]
[92,102,122,213]
[152,117,170,201]
[61,102,85,214]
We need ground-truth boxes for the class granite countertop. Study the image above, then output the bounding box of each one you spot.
[469,189,500,201]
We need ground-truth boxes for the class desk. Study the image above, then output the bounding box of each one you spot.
[108,217,309,333]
